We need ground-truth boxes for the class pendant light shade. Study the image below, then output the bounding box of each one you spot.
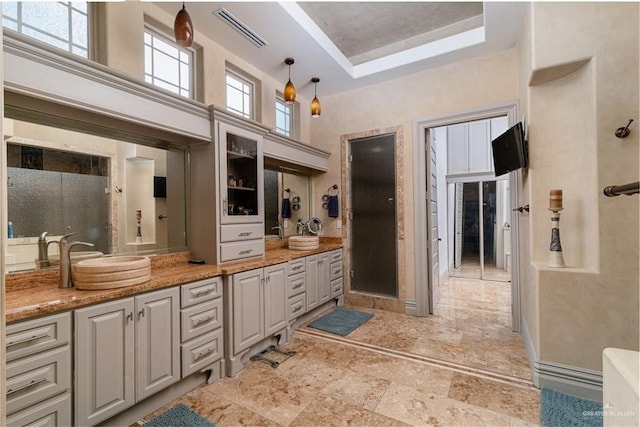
[311,77,321,118]
[284,58,296,104]
[174,2,194,47]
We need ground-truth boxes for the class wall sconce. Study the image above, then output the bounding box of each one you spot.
[174,2,194,47]
[311,77,321,118]
[284,58,296,104]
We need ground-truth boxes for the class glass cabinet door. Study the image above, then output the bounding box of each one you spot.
[219,122,263,224]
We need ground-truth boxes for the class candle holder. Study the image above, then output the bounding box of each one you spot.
[136,210,143,243]
[548,189,565,267]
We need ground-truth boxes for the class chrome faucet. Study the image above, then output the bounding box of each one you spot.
[271,224,284,240]
[58,233,94,288]
[37,231,59,269]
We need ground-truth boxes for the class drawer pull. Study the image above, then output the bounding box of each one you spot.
[194,347,214,360]
[239,249,254,255]
[193,315,213,327]
[291,265,301,271]
[7,378,47,395]
[292,305,303,314]
[6,332,49,347]
[292,283,303,290]
[238,231,253,237]
[193,288,214,297]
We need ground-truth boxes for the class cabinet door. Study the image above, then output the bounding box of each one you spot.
[75,298,135,427]
[218,122,264,225]
[232,268,264,353]
[318,253,331,305]
[135,288,180,401]
[306,255,320,311]
[264,263,287,336]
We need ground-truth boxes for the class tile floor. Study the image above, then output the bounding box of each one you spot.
[135,277,539,426]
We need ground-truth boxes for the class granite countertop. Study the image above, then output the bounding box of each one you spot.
[5,238,342,324]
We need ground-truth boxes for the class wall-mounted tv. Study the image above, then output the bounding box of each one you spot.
[154,176,167,198]
[491,122,528,177]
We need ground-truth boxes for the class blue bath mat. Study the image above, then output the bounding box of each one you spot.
[308,307,374,336]
[143,403,216,427]
[541,388,602,427]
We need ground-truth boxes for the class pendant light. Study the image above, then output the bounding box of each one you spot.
[174,2,194,47]
[311,77,321,118]
[284,58,296,104]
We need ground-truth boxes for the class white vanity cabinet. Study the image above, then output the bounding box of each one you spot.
[329,249,344,298]
[287,258,306,320]
[74,287,180,426]
[225,263,287,375]
[306,252,331,311]
[180,277,224,377]
[6,312,72,427]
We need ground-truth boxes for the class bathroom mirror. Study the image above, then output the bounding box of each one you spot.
[264,168,310,239]
[4,118,188,273]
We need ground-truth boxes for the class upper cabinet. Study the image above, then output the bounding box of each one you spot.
[219,122,264,224]
[446,117,508,176]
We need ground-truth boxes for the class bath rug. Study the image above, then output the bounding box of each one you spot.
[143,403,216,427]
[540,387,602,427]
[308,306,374,336]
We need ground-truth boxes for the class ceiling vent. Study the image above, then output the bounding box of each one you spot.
[213,8,269,48]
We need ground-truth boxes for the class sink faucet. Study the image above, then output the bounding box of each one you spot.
[58,232,94,288]
[37,231,59,269]
[271,224,284,240]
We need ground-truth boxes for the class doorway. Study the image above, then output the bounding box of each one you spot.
[412,101,522,332]
[348,133,398,297]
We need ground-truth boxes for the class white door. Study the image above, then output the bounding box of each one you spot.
[427,130,440,313]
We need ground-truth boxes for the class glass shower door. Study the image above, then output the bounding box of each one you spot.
[349,133,398,297]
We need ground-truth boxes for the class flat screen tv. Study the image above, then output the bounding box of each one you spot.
[491,122,528,177]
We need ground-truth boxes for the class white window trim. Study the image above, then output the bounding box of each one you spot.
[225,69,255,120]
[275,95,293,137]
[144,25,195,100]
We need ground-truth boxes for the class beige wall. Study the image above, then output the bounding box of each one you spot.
[310,50,519,301]
[523,2,639,371]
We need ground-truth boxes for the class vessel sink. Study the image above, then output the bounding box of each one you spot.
[288,236,320,250]
[72,256,151,290]
[49,250,104,265]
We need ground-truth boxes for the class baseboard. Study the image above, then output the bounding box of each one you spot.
[405,299,417,316]
[522,318,603,402]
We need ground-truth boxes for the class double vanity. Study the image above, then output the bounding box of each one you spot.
[5,240,344,426]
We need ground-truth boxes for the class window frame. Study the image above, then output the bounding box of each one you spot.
[143,25,195,100]
[275,95,293,138]
[2,1,91,59]
[225,70,255,120]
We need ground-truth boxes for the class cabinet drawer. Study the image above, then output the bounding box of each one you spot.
[331,278,344,298]
[220,223,264,243]
[6,391,71,427]
[6,345,71,415]
[181,329,223,378]
[330,249,343,263]
[181,277,222,308]
[330,262,343,281]
[287,272,306,297]
[181,299,223,342]
[288,293,306,320]
[288,258,306,275]
[6,312,71,362]
[220,239,264,262]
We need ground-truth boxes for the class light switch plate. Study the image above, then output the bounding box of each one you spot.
[336,219,342,229]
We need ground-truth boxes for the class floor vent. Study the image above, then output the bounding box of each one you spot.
[213,8,269,48]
